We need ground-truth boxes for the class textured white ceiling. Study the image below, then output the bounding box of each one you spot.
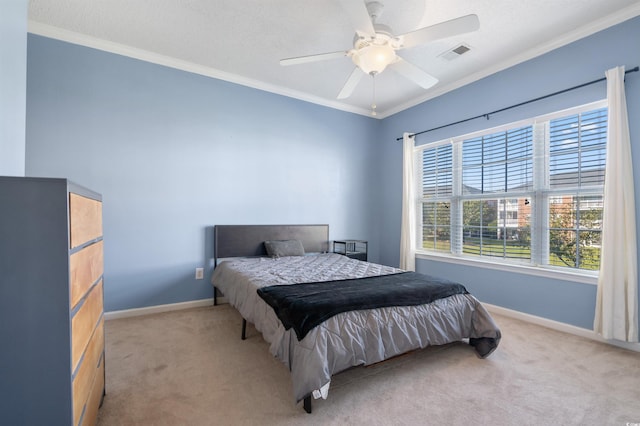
[28,0,640,118]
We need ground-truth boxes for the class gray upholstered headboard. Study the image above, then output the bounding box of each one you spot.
[213,224,329,264]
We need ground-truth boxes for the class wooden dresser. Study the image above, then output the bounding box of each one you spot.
[0,177,105,425]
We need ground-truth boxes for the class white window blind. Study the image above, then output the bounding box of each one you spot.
[462,126,533,194]
[547,107,607,270]
[420,144,452,251]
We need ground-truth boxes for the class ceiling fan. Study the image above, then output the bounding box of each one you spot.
[280,0,479,107]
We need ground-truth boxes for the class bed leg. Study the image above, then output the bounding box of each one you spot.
[213,286,217,306]
[241,319,247,340]
[303,396,312,414]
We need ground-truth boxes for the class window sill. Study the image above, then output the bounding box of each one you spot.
[415,251,598,285]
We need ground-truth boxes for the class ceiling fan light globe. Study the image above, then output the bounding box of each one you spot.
[353,43,395,75]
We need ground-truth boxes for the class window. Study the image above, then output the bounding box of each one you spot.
[416,101,607,273]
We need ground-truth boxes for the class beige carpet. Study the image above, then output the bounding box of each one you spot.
[97,305,640,426]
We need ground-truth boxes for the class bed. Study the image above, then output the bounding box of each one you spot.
[211,224,501,413]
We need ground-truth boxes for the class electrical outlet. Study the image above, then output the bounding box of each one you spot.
[195,268,204,280]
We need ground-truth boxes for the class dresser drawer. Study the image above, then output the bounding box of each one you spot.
[72,280,103,373]
[70,241,104,309]
[73,317,104,426]
[81,353,105,426]
[69,193,103,249]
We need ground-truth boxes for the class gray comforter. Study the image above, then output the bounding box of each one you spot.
[211,253,501,403]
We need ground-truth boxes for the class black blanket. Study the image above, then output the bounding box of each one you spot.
[257,271,469,341]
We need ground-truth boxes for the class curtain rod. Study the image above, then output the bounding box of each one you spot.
[396,66,639,141]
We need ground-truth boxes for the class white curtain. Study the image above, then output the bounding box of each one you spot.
[594,66,639,342]
[400,132,416,271]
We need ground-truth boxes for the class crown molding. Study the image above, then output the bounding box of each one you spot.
[380,3,640,119]
[29,3,640,121]
[27,20,375,118]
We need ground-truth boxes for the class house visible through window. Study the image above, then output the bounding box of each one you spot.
[416,101,607,273]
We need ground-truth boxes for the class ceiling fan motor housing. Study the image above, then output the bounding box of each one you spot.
[351,24,399,75]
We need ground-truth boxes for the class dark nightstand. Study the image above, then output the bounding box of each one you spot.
[333,240,368,261]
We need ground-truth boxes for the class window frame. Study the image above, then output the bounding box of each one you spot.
[414,100,607,284]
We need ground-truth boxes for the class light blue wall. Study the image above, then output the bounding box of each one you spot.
[24,16,640,332]
[378,16,640,330]
[0,0,27,176]
[25,35,382,311]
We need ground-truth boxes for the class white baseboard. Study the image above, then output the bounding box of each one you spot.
[104,298,217,320]
[104,297,639,353]
[484,303,640,353]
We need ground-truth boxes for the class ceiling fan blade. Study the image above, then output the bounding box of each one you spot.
[280,51,348,66]
[337,67,364,99]
[389,58,438,89]
[398,14,480,49]
[336,0,375,35]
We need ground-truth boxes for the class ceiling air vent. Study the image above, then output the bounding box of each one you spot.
[439,44,471,61]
